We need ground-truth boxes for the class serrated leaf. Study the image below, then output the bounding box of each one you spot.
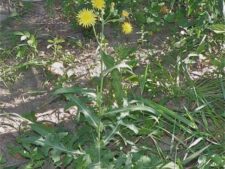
[20,134,83,156]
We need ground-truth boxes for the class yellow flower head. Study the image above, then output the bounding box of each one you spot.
[122,10,129,18]
[77,9,97,28]
[91,0,105,10]
[122,22,133,34]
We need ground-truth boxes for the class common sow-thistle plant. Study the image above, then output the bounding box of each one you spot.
[12,1,200,168]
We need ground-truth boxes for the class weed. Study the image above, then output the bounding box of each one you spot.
[0,0,224,168]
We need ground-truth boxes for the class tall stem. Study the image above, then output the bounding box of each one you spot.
[99,10,105,100]
[100,9,105,48]
[92,9,107,169]
[97,124,101,167]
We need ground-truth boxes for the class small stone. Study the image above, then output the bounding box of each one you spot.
[66,68,76,77]
[49,62,65,76]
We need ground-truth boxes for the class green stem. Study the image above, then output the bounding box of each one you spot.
[105,18,121,24]
[92,26,101,47]
[100,9,105,50]
[92,10,107,168]
[99,9,105,102]
[97,124,101,168]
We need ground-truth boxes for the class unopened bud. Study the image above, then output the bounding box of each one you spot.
[110,2,115,12]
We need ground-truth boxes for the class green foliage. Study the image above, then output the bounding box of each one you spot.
[0,154,6,168]
[101,52,125,106]
[209,24,225,34]
[47,37,65,58]
[1,0,225,168]
[14,31,38,59]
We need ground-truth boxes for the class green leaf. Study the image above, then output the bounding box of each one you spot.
[54,87,95,95]
[104,99,197,132]
[51,149,62,164]
[101,52,124,106]
[135,155,151,168]
[102,61,132,77]
[121,122,139,134]
[20,133,83,156]
[104,105,157,117]
[14,31,24,36]
[31,123,54,137]
[139,64,149,95]
[160,161,180,169]
[0,154,6,165]
[104,123,120,145]
[22,111,37,122]
[65,94,101,129]
[114,46,136,60]
[141,99,197,130]
[183,145,209,165]
[208,24,225,34]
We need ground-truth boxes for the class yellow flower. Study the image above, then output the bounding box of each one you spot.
[77,9,97,28]
[122,10,129,18]
[91,0,105,10]
[122,22,133,34]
